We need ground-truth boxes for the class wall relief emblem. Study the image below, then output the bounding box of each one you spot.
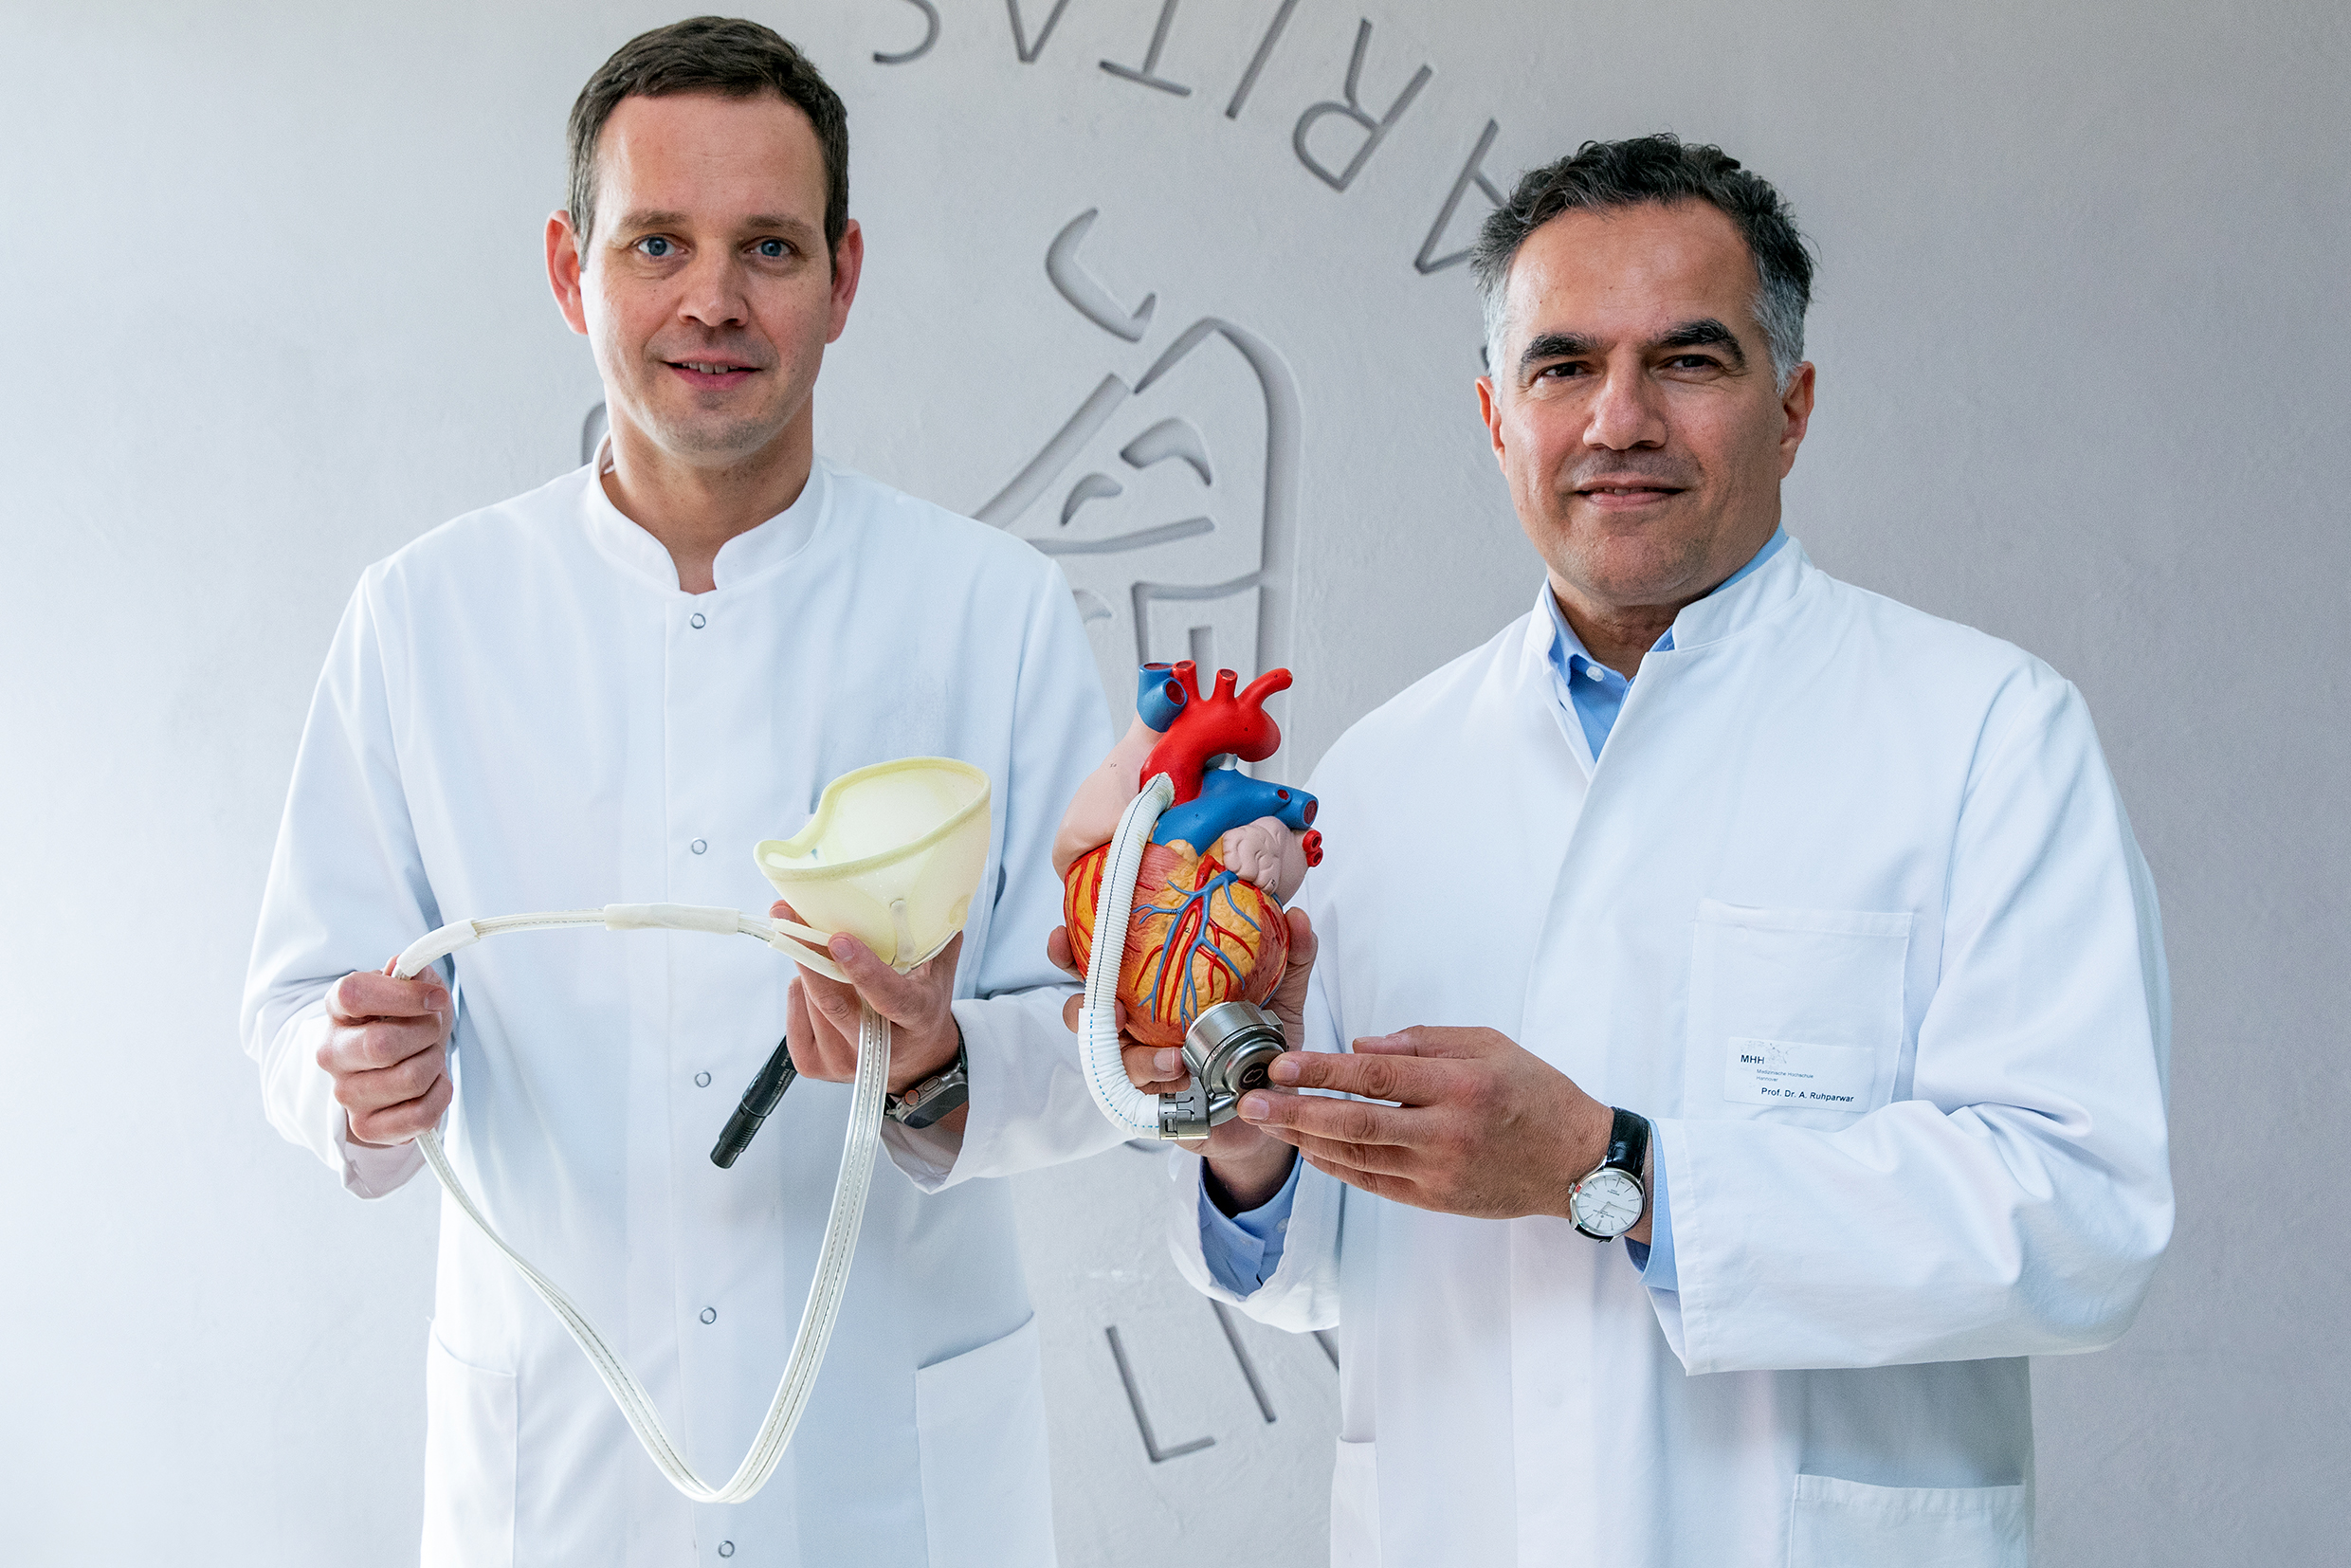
[977,208,1301,700]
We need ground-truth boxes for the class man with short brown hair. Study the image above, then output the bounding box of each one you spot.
[245,19,1118,1562]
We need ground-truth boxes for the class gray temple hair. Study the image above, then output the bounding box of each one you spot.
[1470,134,1815,390]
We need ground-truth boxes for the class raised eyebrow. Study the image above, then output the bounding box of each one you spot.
[1518,331,1599,376]
[1651,318,1748,370]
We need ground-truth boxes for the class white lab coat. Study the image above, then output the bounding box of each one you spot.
[243,457,1123,1567]
[1168,539,2172,1567]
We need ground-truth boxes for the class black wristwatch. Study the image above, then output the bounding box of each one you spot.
[1567,1107,1650,1241]
[886,1031,970,1130]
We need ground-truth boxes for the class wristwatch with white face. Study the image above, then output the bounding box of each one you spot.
[1568,1107,1650,1241]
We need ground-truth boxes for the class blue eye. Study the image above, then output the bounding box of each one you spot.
[756,239,787,259]
[639,236,673,258]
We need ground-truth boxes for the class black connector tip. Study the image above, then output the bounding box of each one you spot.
[710,1105,766,1169]
[709,1036,798,1169]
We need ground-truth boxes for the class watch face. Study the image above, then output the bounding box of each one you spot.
[1570,1168,1644,1237]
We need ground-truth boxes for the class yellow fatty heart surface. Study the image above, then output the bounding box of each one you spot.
[1063,839,1289,1049]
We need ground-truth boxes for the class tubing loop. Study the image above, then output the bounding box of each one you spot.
[392,907,887,1504]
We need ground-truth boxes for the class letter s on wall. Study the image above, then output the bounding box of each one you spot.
[875,0,940,65]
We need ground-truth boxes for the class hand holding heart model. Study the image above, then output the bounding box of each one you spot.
[1055,662,1323,1048]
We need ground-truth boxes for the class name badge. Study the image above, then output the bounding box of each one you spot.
[1723,1037,1874,1110]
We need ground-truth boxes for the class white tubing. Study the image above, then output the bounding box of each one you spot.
[392,908,888,1504]
[602,901,741,935]
[1079,774,1176,1138]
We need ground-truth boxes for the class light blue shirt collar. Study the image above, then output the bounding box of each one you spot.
[1543,528,1789,760]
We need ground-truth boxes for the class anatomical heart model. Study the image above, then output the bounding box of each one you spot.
[1056,662,1323,1048]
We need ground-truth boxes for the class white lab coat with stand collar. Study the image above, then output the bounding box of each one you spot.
[244,456,1123,1567]
[1166,538,2172,1567]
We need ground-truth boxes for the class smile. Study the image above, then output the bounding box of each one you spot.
[1576,483,1685,508]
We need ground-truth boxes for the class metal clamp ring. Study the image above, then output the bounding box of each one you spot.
[1159,999,1287,1140]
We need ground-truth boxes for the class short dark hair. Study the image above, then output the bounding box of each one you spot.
[566,17,849,264]
[1470,134,1814,385]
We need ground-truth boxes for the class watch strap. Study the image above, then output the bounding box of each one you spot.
[1599,1105,1649,1180]
[1569,1106,1650,1241]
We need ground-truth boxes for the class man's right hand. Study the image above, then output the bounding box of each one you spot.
[319,962,455,1148]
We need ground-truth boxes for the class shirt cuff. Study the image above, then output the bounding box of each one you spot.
[337,1120,427,1199]
[1621,1140,1677,1291]
[1197,1156,1303,1297]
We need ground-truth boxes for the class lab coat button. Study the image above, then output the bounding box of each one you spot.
[690,612,707,629]
[695,1071,712,1088]
[691,838,707,854]
[718,1545,735,1559]
[701,1306,718,1324]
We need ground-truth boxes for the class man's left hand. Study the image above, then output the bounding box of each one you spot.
[1239,1025,1648,1240]
[774,901,963,1095]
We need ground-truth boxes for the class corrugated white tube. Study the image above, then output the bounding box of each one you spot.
[391,905,886,1504]
[1080,773,1176,1138]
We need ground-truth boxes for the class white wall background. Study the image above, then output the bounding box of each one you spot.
[1,1,2344,1562]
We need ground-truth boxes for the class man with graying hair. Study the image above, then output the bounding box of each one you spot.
[244,17,1127,1564]
[1152,135,2172,1565]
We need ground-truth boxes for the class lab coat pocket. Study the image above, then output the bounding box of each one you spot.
[915,1314,1056,1568]
[1330,1438,1379,1567]
[421,1324,516,1568]
[1788,1473,2027,1567]
[1686,901,1910,1126]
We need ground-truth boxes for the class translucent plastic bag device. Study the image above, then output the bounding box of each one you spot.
[756,757,992,982]
[386,757,990,1504]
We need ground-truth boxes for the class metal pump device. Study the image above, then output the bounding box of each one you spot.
[1161,995,1292,1140]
